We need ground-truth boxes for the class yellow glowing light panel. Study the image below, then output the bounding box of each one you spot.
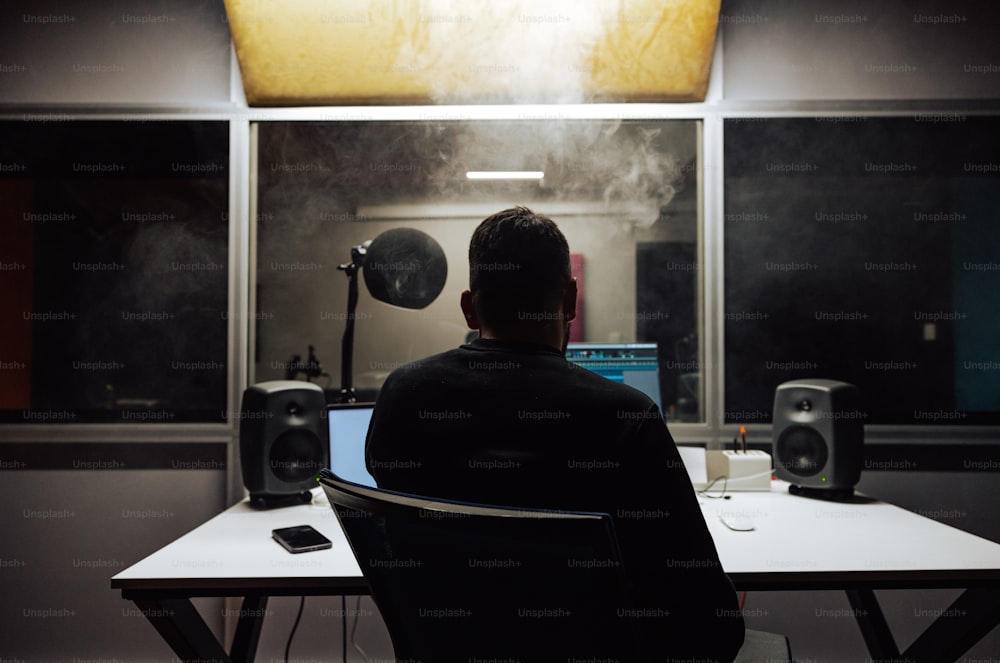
[224,0,721,105]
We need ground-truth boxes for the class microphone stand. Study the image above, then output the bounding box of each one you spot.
[336,242,369,404]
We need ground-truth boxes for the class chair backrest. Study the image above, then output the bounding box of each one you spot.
[318,468,647,663]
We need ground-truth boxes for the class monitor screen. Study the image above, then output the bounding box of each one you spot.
[565,342,663,413]
[327,403,376,487]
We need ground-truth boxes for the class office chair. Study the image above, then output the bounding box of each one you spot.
[319,469,791,663]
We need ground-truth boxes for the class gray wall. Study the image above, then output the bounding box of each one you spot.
[0,445,229,661]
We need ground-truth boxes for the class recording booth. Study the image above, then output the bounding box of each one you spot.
[4,1,999,661]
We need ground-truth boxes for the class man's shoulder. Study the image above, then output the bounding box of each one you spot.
[384,341,548,379]
[381,346,469,384]
[380,342,659,415]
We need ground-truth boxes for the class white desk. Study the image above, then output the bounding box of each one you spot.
[113,482,1000,663]
[701,483,1000,589]
[701,482,1000,661]
[111,490,365,662]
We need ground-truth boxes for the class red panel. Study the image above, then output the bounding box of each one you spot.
[0,181,34,408]
[570,253,584,342]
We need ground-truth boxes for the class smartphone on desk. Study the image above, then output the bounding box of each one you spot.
[272,525,332,554]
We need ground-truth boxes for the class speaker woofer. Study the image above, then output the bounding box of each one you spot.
[775,425,827,477]
[269,428,325,483]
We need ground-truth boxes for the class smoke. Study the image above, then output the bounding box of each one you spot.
[256,118,688,257]
[438,119,684,230]
[377,0,609,105]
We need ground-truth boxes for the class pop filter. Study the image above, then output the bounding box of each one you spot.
[362,228,448,309]
[337,227,448,402]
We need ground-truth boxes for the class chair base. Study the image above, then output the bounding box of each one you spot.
[734,628,792,663]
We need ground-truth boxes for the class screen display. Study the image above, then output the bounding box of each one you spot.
[327,403,376,486]
[565,343,663,413]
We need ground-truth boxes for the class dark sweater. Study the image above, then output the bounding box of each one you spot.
[365,338,745,662]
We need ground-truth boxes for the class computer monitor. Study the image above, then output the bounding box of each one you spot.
[327,402,376,487]
[565,342,663,413]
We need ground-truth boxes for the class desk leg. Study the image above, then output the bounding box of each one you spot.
[845,589,900,660]
[229,595,268,663]
[847,588,1000,663]
[134,598,231,663]
[901,588,1000,662]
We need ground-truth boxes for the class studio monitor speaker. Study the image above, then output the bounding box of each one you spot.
[239,380,329,509]
[773,379,864,500]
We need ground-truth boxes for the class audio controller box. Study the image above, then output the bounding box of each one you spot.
[705,450,772,491]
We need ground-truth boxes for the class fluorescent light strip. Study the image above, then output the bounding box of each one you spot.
[466,171,544,180]
[355,201,647,220]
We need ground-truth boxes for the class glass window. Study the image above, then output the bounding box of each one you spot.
[0,121,229,423]
[724,116,1000,425]
[252,120,704,421]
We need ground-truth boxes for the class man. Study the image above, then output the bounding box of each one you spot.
[365,206,745,661]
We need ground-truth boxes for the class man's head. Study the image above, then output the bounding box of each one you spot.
[461,206,576,348]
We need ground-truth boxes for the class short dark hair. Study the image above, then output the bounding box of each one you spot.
[468,207,572,328]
